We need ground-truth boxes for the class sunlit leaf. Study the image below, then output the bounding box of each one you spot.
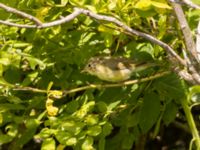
[86,125,102,136]
[41,138,56,150]
[55,131,72,145]
[85,114,99,125]
[66,137,77,146]
[82,136,94,150]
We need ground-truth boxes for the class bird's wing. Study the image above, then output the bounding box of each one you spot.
[102,57,135,70]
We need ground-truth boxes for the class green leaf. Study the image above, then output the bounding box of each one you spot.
[98,25,120,35]
[96,101,107,113]
[189,85,200,94]
[139,92,160,133]
[103,33,113,48]
[35,128,54,139]
[134,0,171,17]
[0,58,10,65]
[126,111,140,127]
[41,138,56,150]
[189,85,200,103]
[82,136,94,150]
[25,56,46,70]
[75,101,95,119]
[65,100,79,113]
[25,119,40,129]
[134,0,152,11]
[0,103,25,112]
[7,96,23,104]
[61,121,85,135]
[14,119,39,148]
[0,113,2,125]
[107,100,121,111]
[134,0,157,17]
[101,122,113,137]
[0,134,14,144]
[3,67,22,84]
[122,133,135,149]
[0,112,13,125]
[151,1,171,10]
[98,137,105,150]
[66,137,77,146]
[85,114,99,126]
[154,74,186,100]
[12,42,31,48]
[136,43,155,60]
[1,1,198,149]
[55,130,72,145]
[86,125,102,136]
[5,123,18,137]
[162,102,178,125]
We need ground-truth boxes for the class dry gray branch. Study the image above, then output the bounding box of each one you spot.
[171,2,199,63]
[0,3,186,67]
[169,0,200,9]
[170,1,200,83]
[182,0,200,9]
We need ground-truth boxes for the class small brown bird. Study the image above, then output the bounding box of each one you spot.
[82,56,156,82]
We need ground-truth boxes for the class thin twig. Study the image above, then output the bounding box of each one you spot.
[0,20,36,28]
[12,86,47,93]
[12,71,170,97]
[0,4,83,28]
[0,3,42,25]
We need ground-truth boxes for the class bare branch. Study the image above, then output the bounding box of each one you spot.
[173,67,197,84]
[0,3,186,67]
[182,48,200,84]
[182,0,200,9]
[0,3,42,25]
[40,8,82,28]
[169,0,200,9]
[189,67,200,83]
[170,1,200,83]
[0,20,36,28]
[0,6,83,28]
[171,2,199,65]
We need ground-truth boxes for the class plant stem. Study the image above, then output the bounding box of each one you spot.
[181,98,200,149]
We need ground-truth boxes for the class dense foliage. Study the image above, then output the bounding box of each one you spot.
[0,0,200,150]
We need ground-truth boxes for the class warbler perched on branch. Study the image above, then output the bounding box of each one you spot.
[82,56,157,82]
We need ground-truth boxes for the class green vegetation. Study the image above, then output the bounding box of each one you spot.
[0,0,200,149]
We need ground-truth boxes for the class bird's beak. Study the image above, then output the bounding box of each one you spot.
[81,68,87,73]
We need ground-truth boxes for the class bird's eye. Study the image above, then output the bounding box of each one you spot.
[87,64,92,68]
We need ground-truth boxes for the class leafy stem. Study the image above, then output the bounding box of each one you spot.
[181,97,200,149]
